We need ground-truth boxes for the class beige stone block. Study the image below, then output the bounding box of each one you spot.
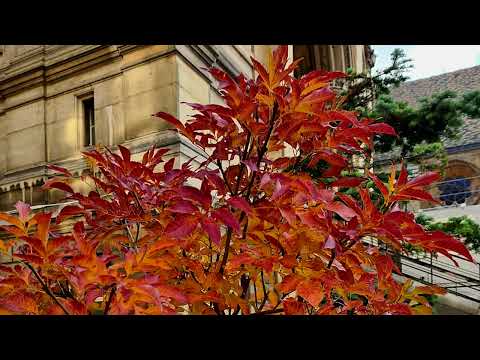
[253,45,275,67]
[46,94,75,124]
[95,103,126,146]
[0,115,7,135]
[124,84,177,140]
[122,45,172,68]
[45,60,122,98]
[178,87,202,121]
[7,124,45,170]
[93,104,126,147]
[3,85,44,110]
[93,75,123,109]
[177,57,209,104]
[235,45,253,58]
[209,88,224,106]
[216,46,253,78]
[5,100,44,133]
[46,120,77,161]
[0,137,7,174]
[123,55,177,98]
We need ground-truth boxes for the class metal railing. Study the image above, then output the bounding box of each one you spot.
[419,174,480,211]
[365,238,480,303]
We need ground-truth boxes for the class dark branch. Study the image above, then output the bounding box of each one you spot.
[22,261,70,315]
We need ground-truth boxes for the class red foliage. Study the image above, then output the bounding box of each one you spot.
[0,46,473,315]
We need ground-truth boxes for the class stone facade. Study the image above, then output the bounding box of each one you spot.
[0,45,372,212]
[385,65,480,211]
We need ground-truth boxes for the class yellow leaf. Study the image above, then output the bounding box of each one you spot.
[412,305,433,315]
[0,307,15,315]
[256,93,274,107]
[388,164,396,193]
[300,81,328,97]
[268,289,279,306]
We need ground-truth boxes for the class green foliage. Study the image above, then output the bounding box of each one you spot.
[372,90,465,156]
[422,294,440,314]
[460,90,480,118]
[341,49,480,158]
[410,142,448,176]
[416,214,480,253]
[341,48,413,113]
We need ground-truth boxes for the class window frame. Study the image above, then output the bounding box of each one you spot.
[76,92,95,149]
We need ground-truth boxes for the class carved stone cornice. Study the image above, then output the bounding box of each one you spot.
[0,46,121,98]
[174,45,246,86]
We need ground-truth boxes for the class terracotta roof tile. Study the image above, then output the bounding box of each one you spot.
[390,65,480,150]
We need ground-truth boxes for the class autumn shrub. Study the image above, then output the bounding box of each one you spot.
[0,46,474,315]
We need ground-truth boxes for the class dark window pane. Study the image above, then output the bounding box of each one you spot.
[438,177,471,205]
[82,97,95,146]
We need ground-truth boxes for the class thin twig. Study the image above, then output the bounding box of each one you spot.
[253,280,259,311]
[219,103,278,276]
[22,261,70,315]
[258,271,268,311]
[104,284,116,315]
[219,228,233,275]
[206,235,213,272]
[251,308,284,315]
[132,191,145,215]
[327,249,336,269]
[217,160,234,195]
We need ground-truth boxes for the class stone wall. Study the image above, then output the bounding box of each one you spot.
[0,44,371,211]
[0,45,280,211]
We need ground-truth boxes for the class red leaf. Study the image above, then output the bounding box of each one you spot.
[20,236,45,257]
[242,159,258,172]
[0,213,24,229]
[164,158,175,172]
[369,172,389,200]
[0,291,38,314]
[62,299,88,315]
[32,212,51,247]
[118,145,131,163]
[42,180,74,194]
[155,284,189,304]
[201,218,221,245]
[227,197,253,215]
[397,163,408,187]
[47,164,73,177]
[277,274,302,293]
[390,189,440,203]
[279,206,297,226]
[279,255,297,269]
[251,57,269,86]
[324,235,336,249]
[154,112,184,130]
[15,201,31,221]
[14,254,44,265]
[212,208,240,233]
[56,205,84,224]
[283,298,305,315]
[368,123,397,136]
[165,215,198,239]
[313,149,347,168]
[325,202,357,220]
[331,177,366,187]
[405,172,440,188]
[168,200,198,214]
[297,280,324,307]
[178,186,211,209]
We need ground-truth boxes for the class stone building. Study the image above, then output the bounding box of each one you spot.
[380,65,480,216]
[375,65,480,314]
[0,45,373,212]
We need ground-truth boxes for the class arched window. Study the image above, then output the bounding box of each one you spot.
[438,177,472,205]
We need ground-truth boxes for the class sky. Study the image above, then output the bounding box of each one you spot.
[371,45,480,81]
